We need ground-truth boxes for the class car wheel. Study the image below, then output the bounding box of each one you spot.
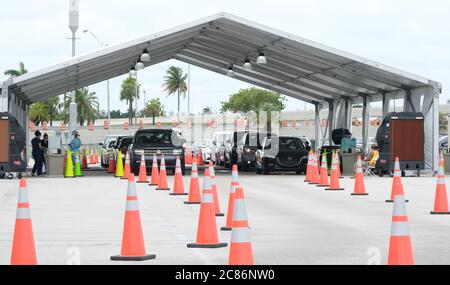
[241,158,249,172]
[262,159,270,175]
[133,166,139,176]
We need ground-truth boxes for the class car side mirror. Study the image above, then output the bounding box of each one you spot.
[98,142,104,146]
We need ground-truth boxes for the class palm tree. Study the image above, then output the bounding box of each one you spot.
[120,77,140,125]
[43,96,60,126]
[4,62,28,78]
[64,88,99,126]
[162,66,187,122]
[144,98,165,125]
[28,102,49,126]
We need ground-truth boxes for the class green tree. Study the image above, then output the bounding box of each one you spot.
[440,112,448,134]
[221,87,285,132]
[64,88,99,126]
[144,98,165,125]
[4,62,28,78]
[43,96,60,126]
[120,77,140,125]
[162,66,187,122]
[28,102,49,126]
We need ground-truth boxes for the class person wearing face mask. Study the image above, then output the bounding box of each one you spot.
[31,130,44,176]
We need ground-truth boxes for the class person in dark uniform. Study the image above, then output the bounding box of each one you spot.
[31,130,44,176]
[41,133,49,171]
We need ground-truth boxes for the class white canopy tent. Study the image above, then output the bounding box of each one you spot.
[0,12,442,171]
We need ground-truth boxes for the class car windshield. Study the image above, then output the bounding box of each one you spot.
[135,130,181,146]
[279,137,302,150]
[119,137,133,148]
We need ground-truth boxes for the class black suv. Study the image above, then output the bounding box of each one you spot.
[255,135,308,175]
[130,128,185,175]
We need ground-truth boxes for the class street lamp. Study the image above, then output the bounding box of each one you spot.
[83,29,112,134]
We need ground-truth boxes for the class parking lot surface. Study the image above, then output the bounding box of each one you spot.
[0,169,449,265]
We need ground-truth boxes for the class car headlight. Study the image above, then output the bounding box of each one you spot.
[245,147,251,153]
[173,149,183,155]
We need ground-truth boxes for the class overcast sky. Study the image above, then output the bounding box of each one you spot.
[1,0,449,114]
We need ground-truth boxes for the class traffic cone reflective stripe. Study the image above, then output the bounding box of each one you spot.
[115,150,124,177]
[209,161,224,216]
[111,175,156,261]
[11,179,37,265]
[185,158,201,204]
[170,156,187,195]
[326,151,344,191]
[149,153,160,186]
[229,187,254,265]
[121,152,131,180]
[317,152,329,187]
[222,165,239,231]
[156,154,170,190]
[137,153,149,183]
[187,168,227,248]
[64,151,75,178]
[351,156,368,196]
[431,157,450,214]
[387,195,414,265]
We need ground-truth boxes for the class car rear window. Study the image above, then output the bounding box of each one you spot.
[279,137,303,150]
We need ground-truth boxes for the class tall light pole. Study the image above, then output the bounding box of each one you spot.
[187,64,191,115]
[143,89,146,119]
[83,29,111,134]
[68,0,79,137]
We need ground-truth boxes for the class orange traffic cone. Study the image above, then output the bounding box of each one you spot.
[137,152,149,183]
[309,153,320,185]
[187,168,227,248]
[304,151,313,183]
[107,155,115,173]
[209,161,224,217]
[229,186,254,265]
[431,156,450,214]
[326,151,344,191]
[10,179,37,265]
[386,158,408,202]
[221,165,239,231]
[156,154,170,191]
[317,152,329,188]
[149,153,159,186]
[121,151,131,180]
[197,151,204,166]
[111,174,156,261]
[170,156,188,196]
[81,153,88,169]
[387,192,414,265]
[351,156,368,196]
[184,157,201,204]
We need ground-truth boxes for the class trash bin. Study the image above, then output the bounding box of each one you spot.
[341,152,359,176]
[44,154,64,177]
